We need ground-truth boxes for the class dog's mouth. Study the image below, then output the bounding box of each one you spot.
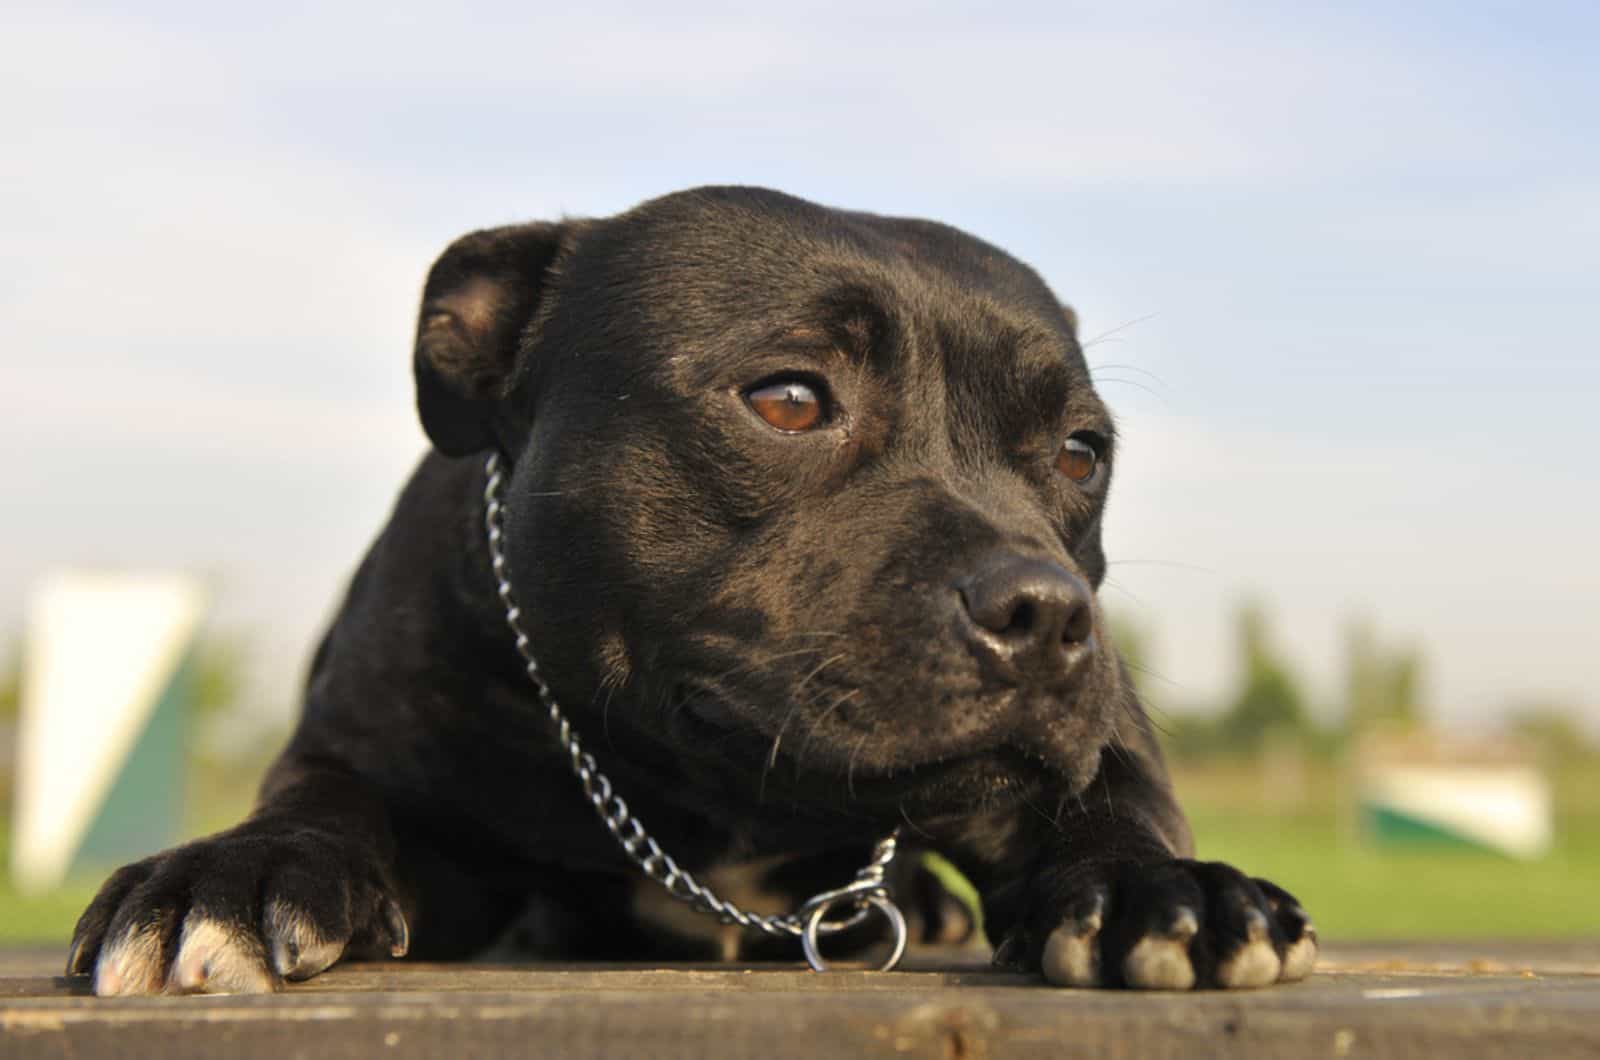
[826,744,1050,807]
[663,679,1056,811]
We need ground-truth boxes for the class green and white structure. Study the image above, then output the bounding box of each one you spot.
[11,572,205,895]
[1360,762,1552,859]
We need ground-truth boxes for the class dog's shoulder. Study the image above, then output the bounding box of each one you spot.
[305,451,505,724]
[352,450,490,603]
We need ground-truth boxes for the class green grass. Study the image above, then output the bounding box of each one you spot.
[0,872,97,949]
[1177,758,1600,939]
[1188,809,1600,938]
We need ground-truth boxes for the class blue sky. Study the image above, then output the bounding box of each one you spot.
[3,1,1597,731]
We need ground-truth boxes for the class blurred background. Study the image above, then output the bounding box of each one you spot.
[3,2,1596,946]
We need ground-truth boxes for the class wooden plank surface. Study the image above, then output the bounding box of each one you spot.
[1,942,1596,1059]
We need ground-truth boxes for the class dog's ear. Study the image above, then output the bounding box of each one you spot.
[413,222,571,456]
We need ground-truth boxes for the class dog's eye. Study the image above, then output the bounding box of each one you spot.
[1056,436,1101,484]
[745,379,827,432]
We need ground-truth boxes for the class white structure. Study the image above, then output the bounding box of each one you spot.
[1358,731,1553,860]
[12,572,205,894]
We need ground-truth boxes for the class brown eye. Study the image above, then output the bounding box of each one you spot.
[745,379,826,432]
[1056,437,1100,483]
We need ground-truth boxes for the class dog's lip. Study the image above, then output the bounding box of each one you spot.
[837,744,1046,801]
[667,678,1047,801]
[670,678,749,732]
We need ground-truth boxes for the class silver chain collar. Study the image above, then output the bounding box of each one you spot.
[482,453,907,972]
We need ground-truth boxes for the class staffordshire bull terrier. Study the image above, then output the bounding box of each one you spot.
[69,186,1316,994]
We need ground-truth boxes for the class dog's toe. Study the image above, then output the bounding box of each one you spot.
[264,899,346,981]
[94,923,167,997]
[1120,905,1199,990]
[1282,926,1319,982]
[169,914,275,994]
[1215,907,1283,988]
[1039,892,1106,987]
[1254,877,1318,981]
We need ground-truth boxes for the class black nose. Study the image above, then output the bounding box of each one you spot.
[957,553,1095,680]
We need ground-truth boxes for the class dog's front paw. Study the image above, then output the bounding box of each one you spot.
[1004,860,1316,990]
[67,825,408,996]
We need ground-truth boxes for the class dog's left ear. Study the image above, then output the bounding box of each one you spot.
[413,222,573,456]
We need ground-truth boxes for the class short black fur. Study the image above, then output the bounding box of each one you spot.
[70,187,1315,994]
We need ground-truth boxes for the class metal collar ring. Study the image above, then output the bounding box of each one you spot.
[801,891,909,973]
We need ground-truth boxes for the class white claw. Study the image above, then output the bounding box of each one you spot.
[265,900,346,980]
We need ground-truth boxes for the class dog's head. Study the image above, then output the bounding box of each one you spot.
[414,187,1131,818]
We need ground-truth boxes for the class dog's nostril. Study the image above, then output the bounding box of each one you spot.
[1006,600,1037,636]
[1062,600,1094,646]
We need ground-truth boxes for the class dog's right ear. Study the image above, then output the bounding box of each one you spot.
[413,222,571,457]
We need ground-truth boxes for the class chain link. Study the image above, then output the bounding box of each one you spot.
[483,453,904,969]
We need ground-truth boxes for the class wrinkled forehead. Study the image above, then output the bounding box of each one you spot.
[565,191,1098,412]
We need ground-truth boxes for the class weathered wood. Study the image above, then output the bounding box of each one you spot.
[1,943,1595,1059]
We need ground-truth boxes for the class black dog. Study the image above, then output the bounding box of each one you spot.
[70,187,1316,994]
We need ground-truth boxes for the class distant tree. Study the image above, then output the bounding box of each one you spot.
[1342,617,1425,734]
[1216,602,1311,753]
[0,641,23,810]
[0,640,18,721]
[1105,612,1154,697]
[1508,703,1595,764]
[189,634,246,722]
[1161,712,1226,760]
